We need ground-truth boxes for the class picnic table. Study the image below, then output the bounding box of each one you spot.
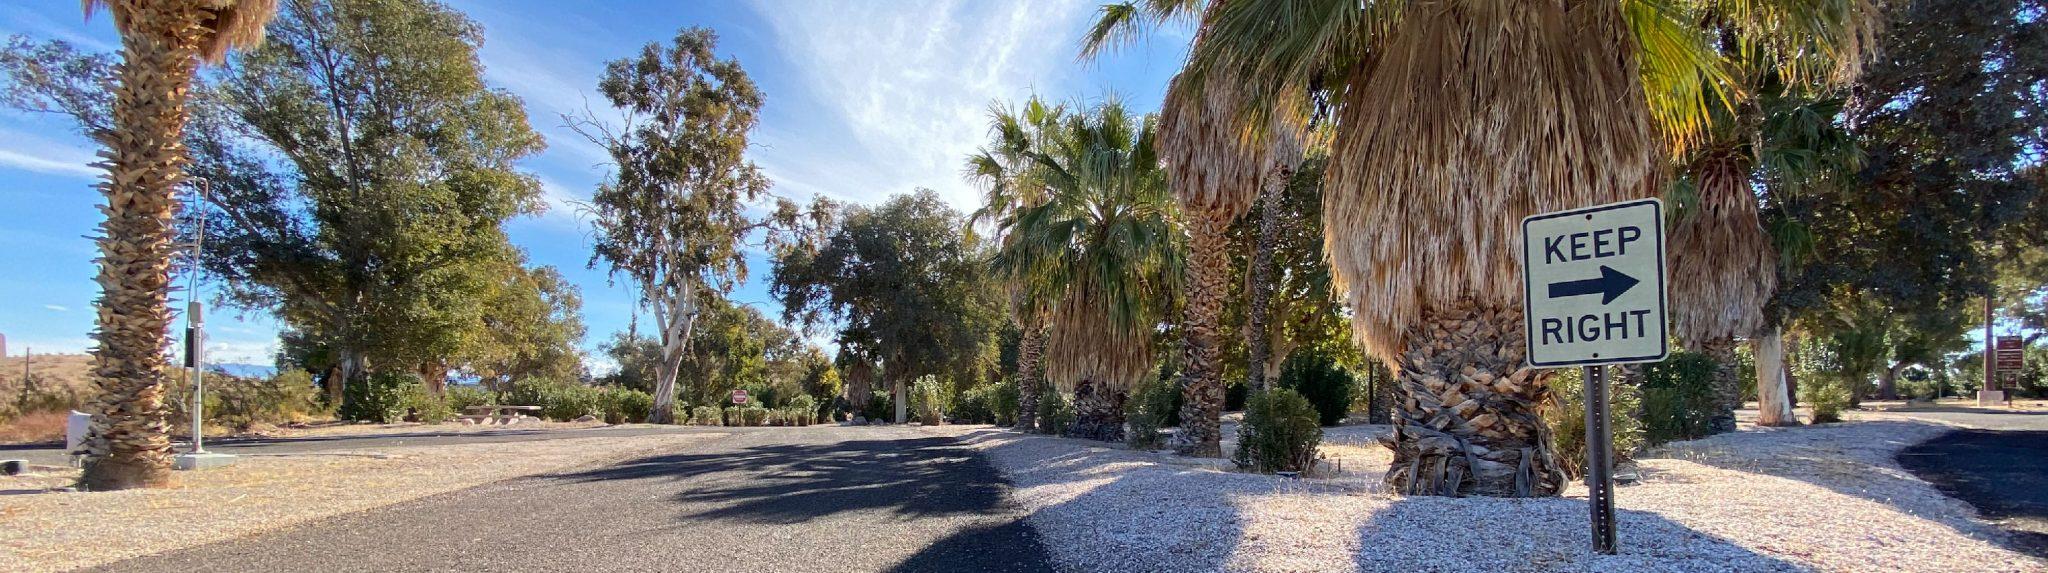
[460,405,542,425]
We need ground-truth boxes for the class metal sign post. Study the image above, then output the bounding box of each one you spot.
[1521,198,1669,556]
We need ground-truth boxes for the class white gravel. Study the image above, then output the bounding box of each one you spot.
[932,420,2045,573]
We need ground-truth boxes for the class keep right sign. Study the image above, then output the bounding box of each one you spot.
[1521,198,1669,367]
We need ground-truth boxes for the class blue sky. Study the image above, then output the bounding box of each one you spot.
[0,1,1194,371]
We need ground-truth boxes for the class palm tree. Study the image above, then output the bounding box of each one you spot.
[967,99,1061,433]
[1085,0,1304,456]
[1666,2,1875,430]
[77,0,275,491]
[1167,0,1874,496]
[980,98,1182,442]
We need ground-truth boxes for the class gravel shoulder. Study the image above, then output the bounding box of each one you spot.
[0,431,724,572]
[930,420,2044,573]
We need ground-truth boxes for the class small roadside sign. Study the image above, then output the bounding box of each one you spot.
[730,389,750,405]
[1520,198,1670,557]
[1521,198,1669,367]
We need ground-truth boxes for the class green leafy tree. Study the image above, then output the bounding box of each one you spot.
[573,28,796,423]
[773,190,1002,423]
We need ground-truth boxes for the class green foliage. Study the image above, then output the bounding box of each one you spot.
[911,377,945,425]
[862,394,892,422]
[1802,375,1854,423]
[341,372,417,423]
[399,385,456,424]
[1234,389,1322,474]
[604,389,654,424]
[444,385,497,413]
[1543,367,1646,480]
[503,379,607,421]
[1639,352,1720,444]
[1277,350,1354,426]
[773,190,1002,401]
[786,395,817,420]
[1124,375,1178,450]
[690,406,724,426]
[1035,389,1074,435]
[947,381,1019,426]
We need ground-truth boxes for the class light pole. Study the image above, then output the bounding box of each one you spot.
[173,179,234,470]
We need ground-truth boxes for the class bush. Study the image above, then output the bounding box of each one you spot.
[210,369,323,429]
[691,406,724,426]
[1234,389,1322,474]
[1035,389,1074,435]
[911,378,945,425]
[991,379,1020,426]
[444,385,497,413]
[1802,374,1853,423]
[1124,375,1178,449]
[1639,352,1720,443]
[1277,351,1355,426]
[604,389,654,424]
[398,384,456,424]
[1542,367,1646,480]
[863,394,892,422]
[948,385,995,424]
[340,371,416,423]
[504,379,608,421]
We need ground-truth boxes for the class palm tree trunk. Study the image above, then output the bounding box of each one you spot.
[79,1,210,491]
[1069,378,1127,442]
[1369,360,1394,425]
[1383,301,1564,497]
[1245,164,1288,392]
[1753,328,1798,427]
[1173,216,1230,457]
[1700,336,1741,434]
[1014,323,1044,432]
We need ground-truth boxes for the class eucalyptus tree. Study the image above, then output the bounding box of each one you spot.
[977,98,1182,442]
[65,0,275,491]
[575,28,795,423]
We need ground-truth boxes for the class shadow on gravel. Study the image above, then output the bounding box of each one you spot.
[1898,429,2048,558]
[1350,497,1806,571]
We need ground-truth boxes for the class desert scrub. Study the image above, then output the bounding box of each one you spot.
[1802,374,1853,423]
[1234,389,1322,474]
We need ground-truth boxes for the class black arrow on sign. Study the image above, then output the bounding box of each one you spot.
[1547,265,1640,304]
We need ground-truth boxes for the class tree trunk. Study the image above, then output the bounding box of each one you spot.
[647,349,683,424]
[419,361,448,398]
[1753,328,1797,427]
[1245,164,1288,393]
[1173,216,1231,457]
[1068,378,1127,442]
[1700,336,1741,434]
[1876,361,1904,400]
[894,377,906,424]
[80,1,211,491]
[1369,361,1394,425]
[1014,323,1044,433]
[1382,301,1564,497]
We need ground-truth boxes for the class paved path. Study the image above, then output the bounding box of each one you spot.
[1898,429,2048,558]
[0,425,718,467]
[88,426,1053,573]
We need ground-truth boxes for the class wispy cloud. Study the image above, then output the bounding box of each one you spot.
[42,304,66,312]
[746,0,1093,209]
[0,128,99,179]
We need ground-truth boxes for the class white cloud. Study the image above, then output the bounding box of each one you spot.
[0,133,100,179]
[42,304,67,312]
[204,338,279,365]
[746,0,1093,209]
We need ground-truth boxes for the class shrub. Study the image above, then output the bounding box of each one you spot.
[787,395,817,422]
[1802,374,1853,424]
[340,371,416,423]
[948,385,995,424]
[863,394,892,422]
[1277,351,1355,426]
[691,406,724,426]
[1639,352,1720,443]
[991,379,1020,426]
[1035,389,1074,435]
[444,385,497,413]
[209,369,323,430]
[604,389,654,424]
[911,378,945,425]
[504,379,608,421]
[1234,389,1322,474]
[398,384,456,424]
[1124,375,1178,449]
[1542,366,1646,480]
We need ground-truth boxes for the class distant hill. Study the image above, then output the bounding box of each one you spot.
[0,353,278,401]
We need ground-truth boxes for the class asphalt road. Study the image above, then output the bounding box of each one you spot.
[1898,429,2048,558]
[0,424,718,467]
[87,426,1054,573]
